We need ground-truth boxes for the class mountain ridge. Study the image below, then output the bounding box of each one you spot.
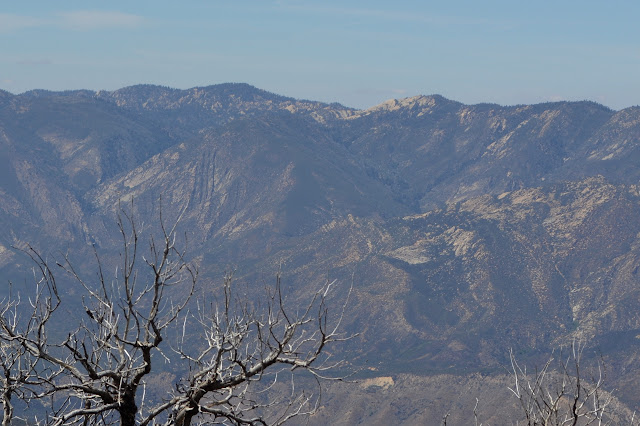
[9,83,626,114]
[2,83,640,423]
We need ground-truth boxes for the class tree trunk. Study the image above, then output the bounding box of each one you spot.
[173,402,198,426]
[119,393,138,426]
[2,396,13,426]
[2,389,12,426]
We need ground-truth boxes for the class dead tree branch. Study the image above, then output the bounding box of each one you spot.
[507,340,617,426]
[0,202,352,426]
[161,273,354,426]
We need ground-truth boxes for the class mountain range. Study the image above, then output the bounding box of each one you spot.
[2,83,640,423]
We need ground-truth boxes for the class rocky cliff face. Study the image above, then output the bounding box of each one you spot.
[2,84,640,422]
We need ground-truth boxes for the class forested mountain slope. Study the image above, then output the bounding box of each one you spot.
[2,84,640,422]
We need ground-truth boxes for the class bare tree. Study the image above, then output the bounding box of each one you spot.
[0,207,196,426]
[0,293,50,426]
[0,204,351,425]
[507,340,619,426]
[165,273,351,426]
[0,251,66,426]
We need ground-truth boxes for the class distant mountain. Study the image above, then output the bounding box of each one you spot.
[336,97,615,209]
[2,83,640,422]
[94,83,355,134]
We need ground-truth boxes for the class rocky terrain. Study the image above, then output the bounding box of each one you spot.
[1,84,640,423]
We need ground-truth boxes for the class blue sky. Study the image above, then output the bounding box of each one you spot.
[1,1,639,109]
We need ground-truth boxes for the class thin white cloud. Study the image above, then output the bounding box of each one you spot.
[353,88,408,96]
[545,95,566,102]
[0,11,145,33]
[277,2,506,28]
[16,58,53,66]
[0,14,44,33]
[56,11,145,31]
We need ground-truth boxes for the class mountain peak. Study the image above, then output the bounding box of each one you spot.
[0,89,14,104]
[355,94,458,117]
[4,83,640,423]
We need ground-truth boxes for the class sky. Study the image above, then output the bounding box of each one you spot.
[1,1,639,110]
